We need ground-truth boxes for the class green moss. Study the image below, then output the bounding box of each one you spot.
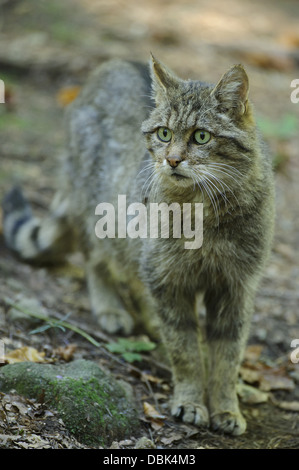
[0,360,139,447]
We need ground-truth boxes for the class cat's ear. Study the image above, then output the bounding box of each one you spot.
[211,65,249,116]
[149,54,180,102]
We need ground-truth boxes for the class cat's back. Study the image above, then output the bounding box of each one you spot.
[63,59,153,216]
[67,59,152,156]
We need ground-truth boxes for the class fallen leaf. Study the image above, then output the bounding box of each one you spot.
[240,363,295,392]
[56,86,81,106]
[160,432,183,446]
[153,392,168,401]
[237,383,268,404]
[118,439,134,446]
[10,400,30,416]
[150,420,164,431]
[274,401,299,412]
[53,344,77,362]
[244,345,264,362]
[141,372,163,384]
[143,401,166,420]
[134,437,156,449]
[5,346,46,364]
[239,366,261,384]
[143,401,166,429]
[259,372,295,392]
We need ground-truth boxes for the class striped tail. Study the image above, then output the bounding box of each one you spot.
[2,187,73,264]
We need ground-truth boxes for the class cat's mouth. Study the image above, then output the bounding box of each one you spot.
[170,170,189,180]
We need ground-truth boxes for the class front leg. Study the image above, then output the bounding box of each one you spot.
[205,281,256,435]
[153,291,209,428]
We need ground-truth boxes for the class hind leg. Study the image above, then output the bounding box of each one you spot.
[86,261,134,335]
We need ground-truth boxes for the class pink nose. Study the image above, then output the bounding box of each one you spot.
[166,155,182,168]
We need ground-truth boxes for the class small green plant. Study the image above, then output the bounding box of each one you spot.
[106,338,156,363]
[29,317,68,335]
[4,298,101,347]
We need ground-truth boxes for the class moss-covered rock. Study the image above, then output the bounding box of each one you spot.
[0,359,140,447]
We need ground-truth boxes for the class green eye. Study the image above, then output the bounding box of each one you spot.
[157,127,172,142]
[194,130,211,145]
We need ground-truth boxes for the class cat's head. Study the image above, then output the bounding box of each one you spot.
[142,55,257,203]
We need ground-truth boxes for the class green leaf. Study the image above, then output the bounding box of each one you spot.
[122,352,143,363]
[29,322,66,335]
[105,338,156,362]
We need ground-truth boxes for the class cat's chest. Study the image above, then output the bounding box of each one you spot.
[161,229,231,275]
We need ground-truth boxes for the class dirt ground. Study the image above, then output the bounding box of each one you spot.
[0,0,299,449]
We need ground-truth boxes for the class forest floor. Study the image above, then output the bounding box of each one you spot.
[0,0,299,449]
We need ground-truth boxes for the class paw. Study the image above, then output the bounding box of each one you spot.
[95,308,134,335]
[171,401,209,428]
[210,410,246,436]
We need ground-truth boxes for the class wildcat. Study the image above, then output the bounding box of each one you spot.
[3,55,275,435]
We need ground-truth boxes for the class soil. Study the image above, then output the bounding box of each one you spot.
[0,0,299,449]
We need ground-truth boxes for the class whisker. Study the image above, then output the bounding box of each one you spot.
[207,162,244,178]
[201,170,235,215]
[199,170,231,212]
[200,177,220,228]
[205,163,245,190]
[193,171,219,228]
[200,168,243,216]
[140,169,157,200]
[190,173,196,192]
[150,173,161,202]
[137,162,156,179]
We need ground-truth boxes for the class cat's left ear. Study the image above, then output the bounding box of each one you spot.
[149,54,181,102]
[211,65,249,116]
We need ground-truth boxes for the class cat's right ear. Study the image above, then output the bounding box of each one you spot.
[149,54,180,103]
[210,64,249,117]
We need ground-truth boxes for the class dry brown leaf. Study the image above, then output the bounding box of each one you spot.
[237,383,268,404]
[239,366,260,384]
[160,432,183,446]
[54,344,77,362]
[259,372,294,392]
[240,363,295,392]
[143,401,166,420]
[56,86,81,106]
[5,346,46,364]
[141,372,163,384]
[244,344,264,362]
[143,401,166,429]
[275,401,299,412]
[153,392,168,401]
[10,399,30,416]
[150,420,164,431]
